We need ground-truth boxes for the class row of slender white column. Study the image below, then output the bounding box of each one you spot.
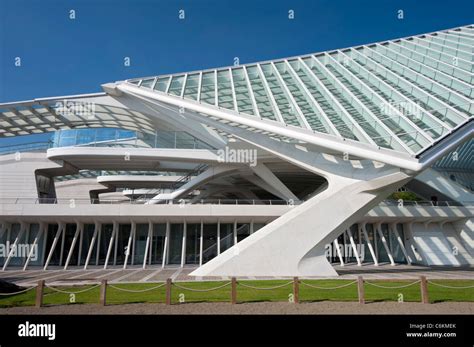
[0,220,261,271]
[332,222,412,267]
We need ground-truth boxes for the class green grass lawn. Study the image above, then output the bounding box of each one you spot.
[0,279,473,308]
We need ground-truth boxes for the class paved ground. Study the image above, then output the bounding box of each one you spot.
[0,264,472,286]
[1,301,473,315]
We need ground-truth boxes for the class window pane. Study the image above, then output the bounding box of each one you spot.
[154,77,170,92]
[202,224,218,263]
[185,223,201,264]
[183,74,200,100]
[200,72,216,105]
[168,75,185,96]
[168,224,183,264]
[219,223,234,253]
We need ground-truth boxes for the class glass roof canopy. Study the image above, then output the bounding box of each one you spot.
[0,94,156,137]
[127,25,473,156]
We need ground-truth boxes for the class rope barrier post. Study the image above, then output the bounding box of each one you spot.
[99,280,107,306]
[166,278,172,305]
[293,277,299,304]
[35,280,44,308]
[357,276,365,304]
[420,276,429,304]
[231,277,237,304]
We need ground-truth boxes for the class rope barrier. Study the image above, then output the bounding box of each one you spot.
[44,284,100,295]
[300,280,357,290]
[238,281,293,290]
[173,282,231,292]
[108,282,166,293]
[427,281,474,289]
[364,280,420,289]
[0,287,36,296]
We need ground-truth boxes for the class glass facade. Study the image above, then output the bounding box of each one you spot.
[168,224,184,265]
[202,224,218,264]
[1,221,264,269]
[0,219,420,269]
[134,224,148,265]
[129,25,473,156]
[150,224,166,264]
[52,128,213,150]
[327,223,409,265]
[185,223,200,265]
[219,223,234,253]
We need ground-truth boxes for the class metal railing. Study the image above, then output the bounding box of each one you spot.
[0,197,472,207]
[0,141,53,155]
[0,197,301,206]
[379,200,472,207]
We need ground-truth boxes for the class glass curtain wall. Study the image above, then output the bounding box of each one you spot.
[390,224,407,263]
[44,224,61,266]
[376,224,391,263]
[97,224,113,265]
[219,223,234,253]
[134,224,149,265]
[80,224,96,266]
[150,224,166,264]
[202,224,218,263]
[236,223,251,242]
[115,224,131,266]
[168,224,183,265]
[185,223,201,265]
[26,223,44,266]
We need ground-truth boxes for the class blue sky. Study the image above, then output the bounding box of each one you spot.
[1,0,473,102]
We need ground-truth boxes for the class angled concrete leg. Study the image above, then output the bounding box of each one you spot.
[191,170,412,277]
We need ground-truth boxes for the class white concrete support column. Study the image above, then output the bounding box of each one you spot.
[84,222,100,270]
[2,222,26,270]
[58,225,66,267]
[143,221,152,269]
[162,221,170,268]
[181,221,187,267]
[357,225,365,263]
[44,223,65,270]
[113,226,119,266]
[405,222,423,263]
[131,223,136,266]
[375,222,395,266]
[344,232,349,263]
[390,223,412,265]
[333,238,344,266]
[217,220,221,255]
[95,225,101,266]
[104,222,118,269]
[361,223,378,266]
[123,221,135,269]
[148,223,153,266]
[64,222,82,270]
[199,221,203,267]
[77,225,83,266]
[347,229,362,266]
[23,222,46,270]
[233,220,237,245]
[41,226,48,266]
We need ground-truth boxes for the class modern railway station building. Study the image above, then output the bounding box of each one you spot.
[0,25,472,277]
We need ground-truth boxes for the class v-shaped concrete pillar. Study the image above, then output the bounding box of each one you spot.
[191,168,411,277]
